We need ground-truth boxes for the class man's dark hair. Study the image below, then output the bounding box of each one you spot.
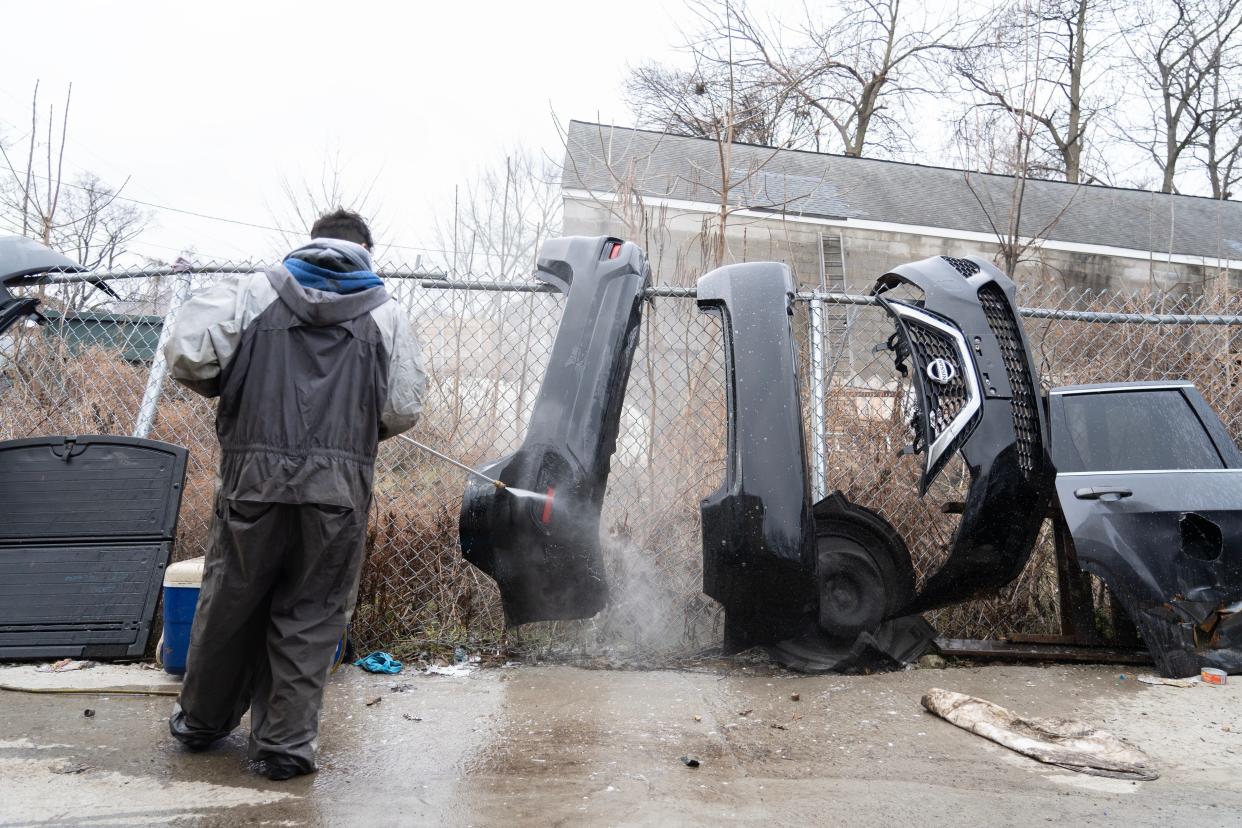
[310,209,374,249]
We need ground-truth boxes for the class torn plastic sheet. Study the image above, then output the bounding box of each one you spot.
[1132,598,1242,678]
[769,615,936,674]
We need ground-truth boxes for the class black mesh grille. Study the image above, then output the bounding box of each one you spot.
[978,283,1041,477]
[905,320,969,449]
[942,256,980,277]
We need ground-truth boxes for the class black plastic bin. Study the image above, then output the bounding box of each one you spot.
[0,435,188,659]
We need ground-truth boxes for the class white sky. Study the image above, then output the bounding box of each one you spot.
[0,1,1205,270]
[0,0,685,266]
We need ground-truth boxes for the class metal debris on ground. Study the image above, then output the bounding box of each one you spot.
[679,756,701,768]
[1137,674,1199,688]
[402,714,423,722]
[365,697,383,707]
[921,688,1158,781]
[790,693,800,701]
[83,709,95,718]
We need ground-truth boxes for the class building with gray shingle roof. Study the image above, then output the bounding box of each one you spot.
[561,120,1241,294]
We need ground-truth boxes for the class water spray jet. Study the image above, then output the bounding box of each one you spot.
[395,434,551,513]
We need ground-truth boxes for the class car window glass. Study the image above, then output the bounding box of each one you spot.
[1063,390,1224,472]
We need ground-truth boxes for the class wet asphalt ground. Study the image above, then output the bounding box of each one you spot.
[1,661,1240,826]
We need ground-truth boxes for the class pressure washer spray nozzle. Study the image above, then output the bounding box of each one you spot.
[393,436,558,520]
[395,434,507,489]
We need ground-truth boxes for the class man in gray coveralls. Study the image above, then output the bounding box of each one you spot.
[163,209,427,780]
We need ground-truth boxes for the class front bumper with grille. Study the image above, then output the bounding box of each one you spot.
[874,255,1054,614]
[881,301,982,494]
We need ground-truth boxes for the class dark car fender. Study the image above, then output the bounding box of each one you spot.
[696,262,817,647]
[458,236,651,625]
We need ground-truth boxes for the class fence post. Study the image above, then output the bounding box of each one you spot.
[133,271,193,439]
[807,296,829,501]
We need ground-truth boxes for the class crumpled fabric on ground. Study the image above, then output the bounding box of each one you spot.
[921,687,1158,780]
[354,652,403,674]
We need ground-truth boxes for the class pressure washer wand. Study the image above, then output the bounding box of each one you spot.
[395,434,507,490]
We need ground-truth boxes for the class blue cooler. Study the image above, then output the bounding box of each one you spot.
[158,555,349,675]
[160,557,205,674]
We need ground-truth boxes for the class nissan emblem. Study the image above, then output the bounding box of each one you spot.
[926,357,957,384]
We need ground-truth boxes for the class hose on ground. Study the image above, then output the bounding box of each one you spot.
[0,683,179,697]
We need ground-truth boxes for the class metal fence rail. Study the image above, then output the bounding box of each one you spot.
[2,263,1239,660]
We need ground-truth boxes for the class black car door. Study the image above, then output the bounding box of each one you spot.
[1050,382,1242,677]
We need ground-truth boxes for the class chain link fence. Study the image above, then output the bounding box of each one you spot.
[2,262,1239,660]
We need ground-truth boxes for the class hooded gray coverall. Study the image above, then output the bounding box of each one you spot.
[162,240,426,774]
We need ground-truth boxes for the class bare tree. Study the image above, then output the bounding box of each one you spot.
[1123,0,1242,194]
[267,148,386,256]
[1191,11,1242,198]
[1199,77,1242,199]
[581,3,824,272]
[0,81,151,310]
[954,0,1124,184]
[52,174,149,271]
[433,148,561,279]
[953,4,1082,275]
[949,107,1026,175]
[0,81,72,245]
[429,148,562,435]
[625,59,823,149]
[686,0,975,158]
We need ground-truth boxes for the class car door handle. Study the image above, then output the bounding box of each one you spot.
[1074,487,1133,501]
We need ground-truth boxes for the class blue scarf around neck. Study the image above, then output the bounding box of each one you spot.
[283,256,384,295]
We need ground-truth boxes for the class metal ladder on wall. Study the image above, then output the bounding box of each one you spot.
[820,234,850,356]
[807,232,851,501]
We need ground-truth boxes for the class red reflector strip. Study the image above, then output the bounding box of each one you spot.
[540,488,555,524]
[608,243,622,259]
